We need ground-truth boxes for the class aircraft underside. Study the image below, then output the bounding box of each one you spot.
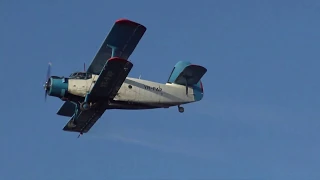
[106,100,185,110]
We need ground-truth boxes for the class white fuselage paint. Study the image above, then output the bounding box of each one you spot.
[67,75,196,106]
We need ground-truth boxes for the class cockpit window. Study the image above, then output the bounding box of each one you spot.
[69,72,92,79]
[86,73,92,79]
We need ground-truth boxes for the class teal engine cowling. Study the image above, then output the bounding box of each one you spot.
[45,76,69,98]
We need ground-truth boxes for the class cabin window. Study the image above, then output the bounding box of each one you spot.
[86,73,92,79]
[69,72,92,79]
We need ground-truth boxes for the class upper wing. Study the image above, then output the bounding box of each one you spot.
[62,108,106,134]
[87,19,146,75]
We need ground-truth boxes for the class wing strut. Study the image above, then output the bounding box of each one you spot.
[185,77,189,95]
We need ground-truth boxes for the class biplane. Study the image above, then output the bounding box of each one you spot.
[43,19,207,137]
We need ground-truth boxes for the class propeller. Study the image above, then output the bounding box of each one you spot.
[43,62,52,101]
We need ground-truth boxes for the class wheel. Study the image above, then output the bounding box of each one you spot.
[80,102,90,111]
[67,120,77,128]
[178,106,184,113]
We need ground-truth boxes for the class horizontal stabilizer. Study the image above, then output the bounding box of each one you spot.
[167,61,207,86]
[57,101,75,117]
[175,65,207,85]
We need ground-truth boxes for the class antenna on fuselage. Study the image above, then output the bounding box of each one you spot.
[139,75,141,79]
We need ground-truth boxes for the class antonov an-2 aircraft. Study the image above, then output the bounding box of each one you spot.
[43,19,207,137]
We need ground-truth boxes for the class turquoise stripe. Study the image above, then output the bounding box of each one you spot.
[167,61,191,83]
[193,81,203,101]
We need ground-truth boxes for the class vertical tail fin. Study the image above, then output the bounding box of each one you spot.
[167,61,207,101]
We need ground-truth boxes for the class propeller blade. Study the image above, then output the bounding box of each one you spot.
[46,62,52,80]
[44,62,52,102]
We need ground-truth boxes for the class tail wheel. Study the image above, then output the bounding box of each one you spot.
[178,106,184,113]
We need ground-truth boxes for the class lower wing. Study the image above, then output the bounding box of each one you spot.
[62,108,106,133]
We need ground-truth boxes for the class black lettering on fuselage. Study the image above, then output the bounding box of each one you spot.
[100,71,114,88]
[144,85,162,92]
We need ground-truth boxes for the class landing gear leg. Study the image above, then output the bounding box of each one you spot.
[67,101,81,128]
[67,94,93,128]
[178,105,184,113]
[80,93,92,111]
[67,118,77,128]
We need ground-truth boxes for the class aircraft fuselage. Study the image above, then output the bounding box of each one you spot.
[67,75,199,109]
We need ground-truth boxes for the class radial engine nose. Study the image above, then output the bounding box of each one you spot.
[44,76,69,99]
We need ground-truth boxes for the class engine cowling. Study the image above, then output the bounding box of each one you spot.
[46,76,69,98]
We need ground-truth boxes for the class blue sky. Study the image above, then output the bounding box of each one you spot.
[1,0,320,179]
